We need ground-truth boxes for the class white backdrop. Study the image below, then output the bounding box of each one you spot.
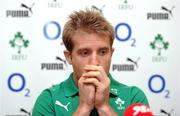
[1,0,180,115]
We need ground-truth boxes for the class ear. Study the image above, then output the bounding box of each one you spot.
[111,47,115,57]
[64,50,72,65]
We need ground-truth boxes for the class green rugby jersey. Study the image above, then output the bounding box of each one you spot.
[32,73,149,116]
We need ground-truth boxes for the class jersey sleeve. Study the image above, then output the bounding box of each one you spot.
[32,89,55,116]
[129,86,150,107]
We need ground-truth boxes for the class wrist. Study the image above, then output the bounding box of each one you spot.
[73,103,93,116]
[96,104,118,116]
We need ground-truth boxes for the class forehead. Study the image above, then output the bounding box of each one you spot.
[72,31,111,49]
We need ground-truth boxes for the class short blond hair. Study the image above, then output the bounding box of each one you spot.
[62,8,115,52]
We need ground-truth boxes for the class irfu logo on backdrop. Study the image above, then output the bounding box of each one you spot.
[48,0,63,8]
[9,32,29,54]
[9,32,30,60]
[118,0,134,10]
[150,34,169,62]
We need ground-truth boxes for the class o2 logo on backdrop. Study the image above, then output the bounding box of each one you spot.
[115,22,136,47]
[43,21,136,47]
[43,21,62,40]
[148,74,170,98]
[8,73,30,97]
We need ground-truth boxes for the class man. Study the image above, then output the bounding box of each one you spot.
[32,9,149,116]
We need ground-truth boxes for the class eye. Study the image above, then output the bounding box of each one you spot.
[79,50,90,57]
[99,49,108,56]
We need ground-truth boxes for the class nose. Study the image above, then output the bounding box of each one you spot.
[89,52,100,66]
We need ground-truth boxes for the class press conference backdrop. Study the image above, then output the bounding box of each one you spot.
[0,0,180,115]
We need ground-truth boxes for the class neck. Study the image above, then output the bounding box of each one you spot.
[72,73,79,87]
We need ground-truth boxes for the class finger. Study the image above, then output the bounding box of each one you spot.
[83,77,100,87]
[82,71,102,82]
[79,75,85,82]
[84,65,101,71]
[84,65,106,77]
[78,76,87,86]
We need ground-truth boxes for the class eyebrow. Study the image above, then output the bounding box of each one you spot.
[78,46,109,51]
[98,47,110,51]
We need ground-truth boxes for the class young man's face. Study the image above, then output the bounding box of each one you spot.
[65,31,114,83]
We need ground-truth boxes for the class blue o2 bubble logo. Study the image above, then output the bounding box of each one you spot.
[8,73,26,92]
[43,21,61,40]
[115,22,132,42]
[7,73,30,97]
[148,74,165,93]
[148,74,170,98]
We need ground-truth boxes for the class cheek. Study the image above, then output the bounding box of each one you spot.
[101,57,112,71]
[72,56,85,65]
[72,57,86,72]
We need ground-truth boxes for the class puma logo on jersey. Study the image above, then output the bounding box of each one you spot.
[55,100,70,111]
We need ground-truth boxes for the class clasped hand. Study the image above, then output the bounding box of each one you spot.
[78,65,110,112]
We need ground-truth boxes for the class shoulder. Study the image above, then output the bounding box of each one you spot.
[34,80,66,106]
[109,75,149,106]
[34,81,65,103]
[110,74,147,97]
[32,81,65,115]
[110,75,133,94]
[42,81,65,98]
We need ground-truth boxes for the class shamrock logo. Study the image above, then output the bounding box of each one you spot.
[150,34,169,56]
[9,32,29,54]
